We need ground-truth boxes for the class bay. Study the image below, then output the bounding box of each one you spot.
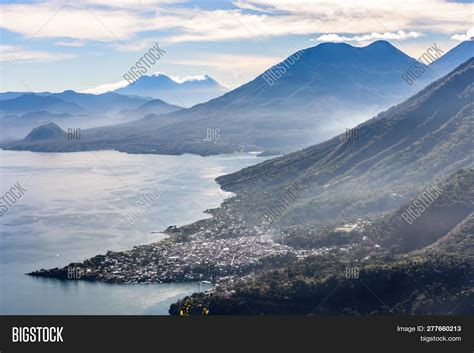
[0,149,264,314]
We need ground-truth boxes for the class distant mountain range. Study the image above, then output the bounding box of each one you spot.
[0,94,86,115]
[114,73,228,107]
[0,91,148,115]
[0,74,223,141]
[0,90,177,140]
[6,40,471,156]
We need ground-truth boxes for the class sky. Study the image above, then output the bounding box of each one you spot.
[0,0,472,93]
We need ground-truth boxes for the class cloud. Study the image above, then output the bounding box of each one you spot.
[451,28,474,41]
[0,3,182,42]
[0,1,471,45]
[171,53,279,70]
[78,73,211,94]
[82,0,186,8]
[0,44,74,62]
[314,30,424,43]
[78,79,129,94]
[162,74,212,83]
[171,53,281,87]
[55,40,85,47]
[231,0,472,36]
[109,38,163,52]
[51,0,184,10]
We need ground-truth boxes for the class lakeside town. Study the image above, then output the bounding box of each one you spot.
[28,227,328,284]
[27,194,376,286]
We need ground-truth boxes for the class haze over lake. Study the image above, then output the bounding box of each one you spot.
[0,149,264,314]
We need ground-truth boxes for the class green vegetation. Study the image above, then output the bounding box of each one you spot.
[367,168,474,253]
[170,254,473,315]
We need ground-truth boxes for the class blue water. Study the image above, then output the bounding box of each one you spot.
[0,150,264,314]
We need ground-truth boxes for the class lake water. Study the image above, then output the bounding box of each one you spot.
[0,149,264,314]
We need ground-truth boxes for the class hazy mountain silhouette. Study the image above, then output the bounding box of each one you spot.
[24,122,67,141]
[431,40,474,77]
[3,41,472,157]
[115,73,228,107]
[0,94,85,115]
[118,98,182,119]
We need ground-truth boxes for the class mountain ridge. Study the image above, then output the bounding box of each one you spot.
[2,41,473,157]
[115,73,228,107]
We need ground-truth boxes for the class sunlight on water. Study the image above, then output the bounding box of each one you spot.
[0,149,264,314]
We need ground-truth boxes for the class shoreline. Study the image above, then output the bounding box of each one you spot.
[26,231,322,285]
[24,151,281,285]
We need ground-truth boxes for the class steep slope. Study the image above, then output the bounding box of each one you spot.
[170,254,473,315]
[431,40,474,77]
[423,212,474,256]
[170,169,474,315]
[168,167,474,316]
[367,168,474,253]
[206,41,427,109]
[212,58,473,228]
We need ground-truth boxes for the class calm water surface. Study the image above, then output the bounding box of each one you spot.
[0,149,264,314]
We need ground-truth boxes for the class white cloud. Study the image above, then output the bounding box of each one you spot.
[82,0,186,7]
[171,53,281,88]
[314,30,424,43]
[51,0,184,10]
[0,3,182,42]
[171,53,279,70]
[78,73,212,94]
[0,44,74,62]
[109,38,162,52]
[0,1,471,45]
[79,79,128,94]
[231,0,473,36]
[164,74,210,83]
[451,28,474,41]
[55,40,85,46]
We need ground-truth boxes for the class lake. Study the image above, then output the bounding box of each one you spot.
[0,149,264,314]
